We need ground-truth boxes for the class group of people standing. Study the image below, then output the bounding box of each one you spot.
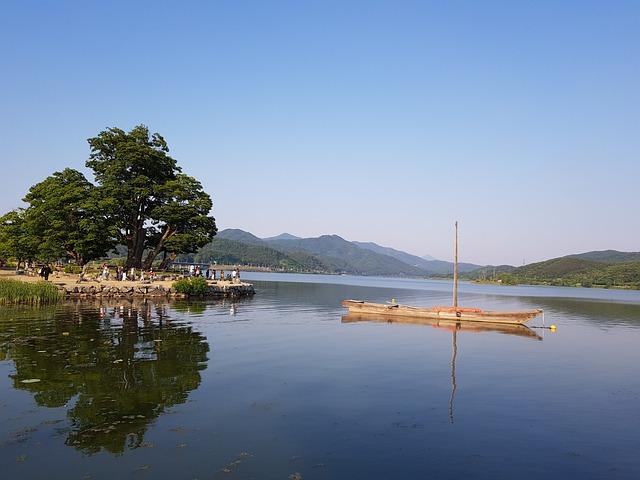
[91,263,244,283]
[222,267,241,282]
[101,264,155,282]
[187,264,241,282]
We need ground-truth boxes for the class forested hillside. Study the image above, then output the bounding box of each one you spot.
[263,234,429,276]
[497,256,640,289]
[178,238,328,272]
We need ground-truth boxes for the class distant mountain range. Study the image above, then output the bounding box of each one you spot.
[180,229,482,277]
[463,249,640,289]
[351,241,479,274]
[178,229,640,287]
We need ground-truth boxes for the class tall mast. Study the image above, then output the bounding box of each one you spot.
[453,221,459,308]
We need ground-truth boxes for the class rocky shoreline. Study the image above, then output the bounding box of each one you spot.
[54,281,256,299]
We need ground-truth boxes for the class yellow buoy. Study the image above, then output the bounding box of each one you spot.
[550,324,557,331]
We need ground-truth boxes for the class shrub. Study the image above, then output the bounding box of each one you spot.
[172,276,209,296]
[0,279,62,305]
[64,264,83,274]
[172,278,191,294]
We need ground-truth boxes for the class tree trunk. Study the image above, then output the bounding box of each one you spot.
[158,252,177,271]
[125,223,145,269]
[69,250,84,266]
[125,228,136,269]
[133,225,146,268]
[142,226,175,270]
[124,199,149,269]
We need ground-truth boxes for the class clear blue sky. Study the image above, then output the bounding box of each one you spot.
[0,1,638,265]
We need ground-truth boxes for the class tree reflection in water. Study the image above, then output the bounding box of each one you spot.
[0,300,209,455]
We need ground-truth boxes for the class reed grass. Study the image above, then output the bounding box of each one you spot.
[173,276,209,296]
[0,278,62,305]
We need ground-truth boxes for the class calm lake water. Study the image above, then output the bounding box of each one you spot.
[1,273,639,479]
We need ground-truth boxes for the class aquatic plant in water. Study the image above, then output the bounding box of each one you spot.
[0,278,62,305]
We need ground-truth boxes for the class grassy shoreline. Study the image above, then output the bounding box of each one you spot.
[0,278,62,305]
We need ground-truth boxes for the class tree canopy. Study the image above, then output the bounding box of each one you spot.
[22,168,115,265]
[87,125,216,268]
[0,209,38,269]
[0,125,216,268]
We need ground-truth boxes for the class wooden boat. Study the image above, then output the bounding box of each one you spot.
[341,221,543,326]
[341,300,542,325]
[341,312,542,340]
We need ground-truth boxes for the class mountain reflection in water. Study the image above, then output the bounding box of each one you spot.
[0,300,209,454]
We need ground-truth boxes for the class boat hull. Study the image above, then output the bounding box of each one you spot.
[341,313,542,340]
[341,300,542,325]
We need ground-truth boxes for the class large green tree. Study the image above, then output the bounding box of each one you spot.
[87,125,216,268]
[23,168,116,265]
[0,209,38,269]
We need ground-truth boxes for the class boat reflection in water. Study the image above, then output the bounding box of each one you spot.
[341,313,542,423]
